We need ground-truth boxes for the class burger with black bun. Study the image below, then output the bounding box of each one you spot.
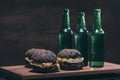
[57,49,84,70]
[26,49,59,73]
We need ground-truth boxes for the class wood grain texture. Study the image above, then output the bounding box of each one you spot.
[0,62,120,80]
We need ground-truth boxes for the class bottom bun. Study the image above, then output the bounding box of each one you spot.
[59,62,83,70]
[32,65,59,73]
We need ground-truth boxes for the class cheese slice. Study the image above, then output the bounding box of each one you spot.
[25,57,56,68]
[57,57,84,63]
[42,62,53,68]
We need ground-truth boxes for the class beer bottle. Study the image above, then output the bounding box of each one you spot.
[74,12,89,66]
[89,9,104,67]
[58,9,73,51]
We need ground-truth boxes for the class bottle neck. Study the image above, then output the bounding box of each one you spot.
[77,13,86,30]
[61,10,70,29]
[93,11,102,31]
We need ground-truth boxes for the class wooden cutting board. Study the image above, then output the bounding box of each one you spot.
[0,62,120,80]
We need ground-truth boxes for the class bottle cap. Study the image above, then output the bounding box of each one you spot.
[78,12,85,16]
[63,8,69,12]
[94,9,101,12]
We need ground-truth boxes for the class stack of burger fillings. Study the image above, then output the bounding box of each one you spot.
[25,48,59,73]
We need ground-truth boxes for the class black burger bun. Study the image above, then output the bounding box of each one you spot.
[57,49,84,70]
[59,62,82,70]
[31,50,56,63]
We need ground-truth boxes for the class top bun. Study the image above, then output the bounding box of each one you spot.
[31,50,56,63]
[25,48,45,58]
[57,49,82,58]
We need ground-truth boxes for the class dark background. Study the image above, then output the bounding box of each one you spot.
[0,0,120,66]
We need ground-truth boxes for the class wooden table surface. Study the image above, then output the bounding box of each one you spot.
[0,62,120,80]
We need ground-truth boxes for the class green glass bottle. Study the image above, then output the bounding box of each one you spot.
[58,9,73,51]
[89,9,104,67]
[74,12,89,66]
